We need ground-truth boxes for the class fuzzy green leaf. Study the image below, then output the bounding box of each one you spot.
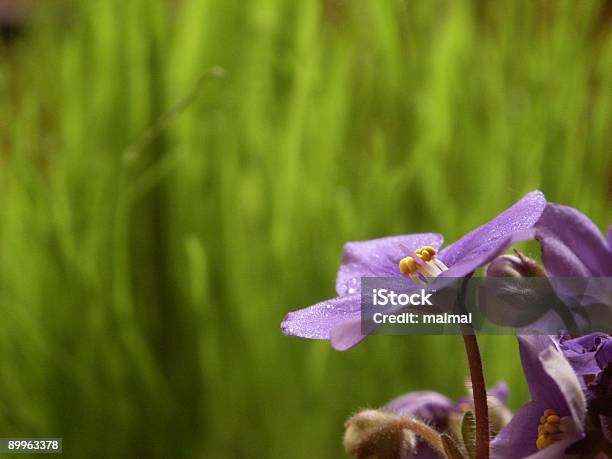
[441,433,468,459]
[461,411,476,459]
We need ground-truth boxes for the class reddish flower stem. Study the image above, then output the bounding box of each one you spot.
[462,334,489,459]
[458,274,489,459]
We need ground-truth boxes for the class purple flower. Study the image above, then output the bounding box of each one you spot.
[281,191,547,350]
[385,391,456,459]
[371,383,510,459]
[385,381,510,426]
[535,203,612,277]
[494,201,612,457]
[491,336,587,458]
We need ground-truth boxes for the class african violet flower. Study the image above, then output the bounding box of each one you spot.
[494,334,612,457]
[492,334,612,459]
[491,336,588,458]
[281,191,547,350]
[344,383,511,459]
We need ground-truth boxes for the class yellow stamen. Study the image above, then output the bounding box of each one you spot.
[399,246,449,284]
[537,435,554,450]
[547,415,560,424]
[399,256,419,276]
[416,246,437,262]
[417,246,449,271]
[398,256,427,285]
[536,409,563,450]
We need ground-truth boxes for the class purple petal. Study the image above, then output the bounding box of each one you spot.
[559,334,610,376]
[535,203,612,277]
[518,336,570,414]
[538,346,586,437]
[456,382,511,407]
[536,233,591,276]
[384,391,456,429]
[440,229,536,278]
[596,339,612,370]
[335,233,444,296]
[329,317,366,351]
[491,400,548,458]
[488,381,510,404]
[281,294,360,340]
[524,438,578,459]
[439,190,546,270]
[331,279,427,350]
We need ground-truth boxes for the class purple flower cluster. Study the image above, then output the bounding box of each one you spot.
[282,191,547,350]
[281,191,612,458]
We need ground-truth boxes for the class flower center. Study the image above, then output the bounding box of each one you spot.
[536,409,574,450]
[398,246,449,285]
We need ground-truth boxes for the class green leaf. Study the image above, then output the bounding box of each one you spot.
[441,433,468,459]
[461,411,476,459]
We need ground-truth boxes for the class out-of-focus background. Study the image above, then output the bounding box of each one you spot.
[0,0,610,457]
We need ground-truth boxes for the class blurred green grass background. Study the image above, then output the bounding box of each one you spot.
[0,0,610,457]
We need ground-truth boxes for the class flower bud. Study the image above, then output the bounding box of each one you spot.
[343,410,416,459]
[488,395,513,434]
[481,251,557,328]
[486,251,546,278]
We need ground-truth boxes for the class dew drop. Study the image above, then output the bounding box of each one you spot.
[345,277,359,294]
